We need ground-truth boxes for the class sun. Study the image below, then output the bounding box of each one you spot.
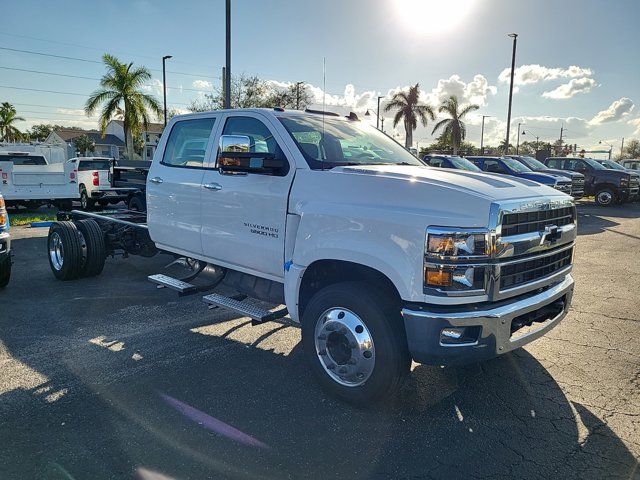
[393,0,478,35]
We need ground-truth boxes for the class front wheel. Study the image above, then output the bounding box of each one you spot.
[301,281,410,405]
[595,188,616,206]
[0,255,11,289]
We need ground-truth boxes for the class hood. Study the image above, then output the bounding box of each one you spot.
[516,171,559,185]
[334,164,563,201]
[539,168,584,180]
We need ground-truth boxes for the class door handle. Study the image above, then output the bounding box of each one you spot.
[203,182,222,191]
[149,177,164,184]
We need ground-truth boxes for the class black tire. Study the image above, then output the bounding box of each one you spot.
[301,281,410,405]
[56,199,73,212]
[128,195,145,212]
[98,200,109,208]
[47,221,84,281]
[0,255,11,289]
[75,219,106,277]
[595,187,616,206]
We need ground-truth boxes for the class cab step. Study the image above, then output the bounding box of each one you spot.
[148,274,197,296]
[202,293,288,325]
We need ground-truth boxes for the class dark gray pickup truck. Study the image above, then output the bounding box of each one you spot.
[544,157,639,206]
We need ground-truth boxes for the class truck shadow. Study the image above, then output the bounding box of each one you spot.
[1,234,638,479]
[576,202,640,236]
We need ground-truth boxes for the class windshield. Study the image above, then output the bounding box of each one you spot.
[600,160,626,171]
[518,156,548,170]
[279,115,423,169]
[502,157,531,172]
[583,158,607,170]
[0,155,47,165]
[449,156,481,171]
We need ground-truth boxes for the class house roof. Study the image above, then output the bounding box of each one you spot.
[54,129,125,147]
[111,119,164,134]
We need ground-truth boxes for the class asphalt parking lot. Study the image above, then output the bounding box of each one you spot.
[1,202,639,480]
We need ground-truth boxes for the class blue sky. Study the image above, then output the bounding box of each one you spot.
[2,0,639,152]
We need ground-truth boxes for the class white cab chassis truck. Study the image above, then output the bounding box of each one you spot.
[46,109,576,404]
[0,194,11,288]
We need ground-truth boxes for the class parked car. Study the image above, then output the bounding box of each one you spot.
[0,194,11,288]
[544,157,640,206]
[423,154,482,171]
[466,156,573,195]
[0,152,78,210]
[47,108,576,404]
[594,159,631,171]
[621,159,640,171]
[505,155,585,199]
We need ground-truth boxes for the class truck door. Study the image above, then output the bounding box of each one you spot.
[147,116,218,256]
[200,113,294,279]
[564,159,594,194]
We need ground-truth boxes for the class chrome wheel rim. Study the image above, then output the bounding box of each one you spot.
[49,232,64,271]
[597,191,613,205]
[314,308,375,387]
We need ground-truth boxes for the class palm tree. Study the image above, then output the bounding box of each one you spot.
[431,95,479,155]
[85,54,162,159]
[384,83,435,149]
[0,102,25,142]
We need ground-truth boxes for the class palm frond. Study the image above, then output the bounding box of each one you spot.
[431,118,450,135]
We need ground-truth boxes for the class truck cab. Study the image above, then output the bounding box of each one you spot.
[67,157,114,209]
[545,157,640,205]
[466,156,573,195]
[0,194,11,288]
[49,109,577,404]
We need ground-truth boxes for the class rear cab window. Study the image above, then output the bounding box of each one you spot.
[77,159,112,171]
[0,155,47,165]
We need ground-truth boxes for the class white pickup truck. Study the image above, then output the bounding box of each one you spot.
[0,194,10,288]
[46,108,576,404]
[0,152,78,209]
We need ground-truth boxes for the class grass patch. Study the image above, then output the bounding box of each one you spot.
[9,213,57,226]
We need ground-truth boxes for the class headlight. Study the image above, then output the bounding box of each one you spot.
[426,230,488,258]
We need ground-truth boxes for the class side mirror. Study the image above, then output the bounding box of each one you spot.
[218,134,286,175]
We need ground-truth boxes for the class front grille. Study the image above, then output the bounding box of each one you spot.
[572,178,585,187]
[500,247,573,290]
[630,176,639,189]
[501,206,576,237]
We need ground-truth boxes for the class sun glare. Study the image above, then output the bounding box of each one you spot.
[394,0,477,35]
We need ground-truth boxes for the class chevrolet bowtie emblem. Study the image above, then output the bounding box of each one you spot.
[540,224,560,245]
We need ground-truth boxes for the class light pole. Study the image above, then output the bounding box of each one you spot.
[376,95,383,130]
[480,115,490,155]
[599,140,613,159]
[162,55,172,126]
[225,0,231,109]
[505,33,518,155]
[521,130,541,152]
[516,122,524,154]
[365,107,384,131]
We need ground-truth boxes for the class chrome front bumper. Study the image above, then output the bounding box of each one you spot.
[402,274,574,365]
[0,231,10,255]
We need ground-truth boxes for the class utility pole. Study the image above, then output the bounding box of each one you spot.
[516,122,523,154]
[505,33,518,155]
[221,66,226,106]
[162,55,172,126]
[621,137,625,157]
[480,115,490,154]
[224,0,231,109]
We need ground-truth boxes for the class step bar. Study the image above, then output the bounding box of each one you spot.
[202,292,288,326]
[148,274,197,296]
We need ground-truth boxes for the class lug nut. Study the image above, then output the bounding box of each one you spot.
[363,351,372,359]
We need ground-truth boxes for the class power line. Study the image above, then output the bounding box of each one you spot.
[0,66,214,93]
[0,46,219,79]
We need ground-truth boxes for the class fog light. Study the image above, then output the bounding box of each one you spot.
[439,326,481,346]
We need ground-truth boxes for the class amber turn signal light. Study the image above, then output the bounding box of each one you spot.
[426,268,453,287]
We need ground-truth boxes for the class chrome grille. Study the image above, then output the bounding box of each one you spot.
[630,176,639,189]
[501,206,575,237]
[500,247,573,290]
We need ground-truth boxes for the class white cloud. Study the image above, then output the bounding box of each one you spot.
[542,78,597,100]
[498,64,593,86]
[423,74,497,107]
[628,117,640,136]
[192,80,212,90]
[142,78,163,96]
[590,97,635,125]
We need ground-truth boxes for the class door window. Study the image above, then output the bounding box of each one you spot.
[217,116,288,175]
[428,157,443,167]
[546,159,563,169]
[483,160,507,173]
[566,159,587,171]
[162,118,215,168]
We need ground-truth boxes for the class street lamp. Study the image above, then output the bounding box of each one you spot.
[162,55,172,126]
[480,115,491,155]
[365,103,385,131]
[504,33,518,155]
[521,129,541,152]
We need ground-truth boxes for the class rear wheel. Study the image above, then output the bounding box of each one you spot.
[80,187,95,210]
[48,221,84,281]
[0,255,11,289]
[595,188,616,206]
[301,281,410,405]
[128,195,145,212]
[75,219,106,277]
